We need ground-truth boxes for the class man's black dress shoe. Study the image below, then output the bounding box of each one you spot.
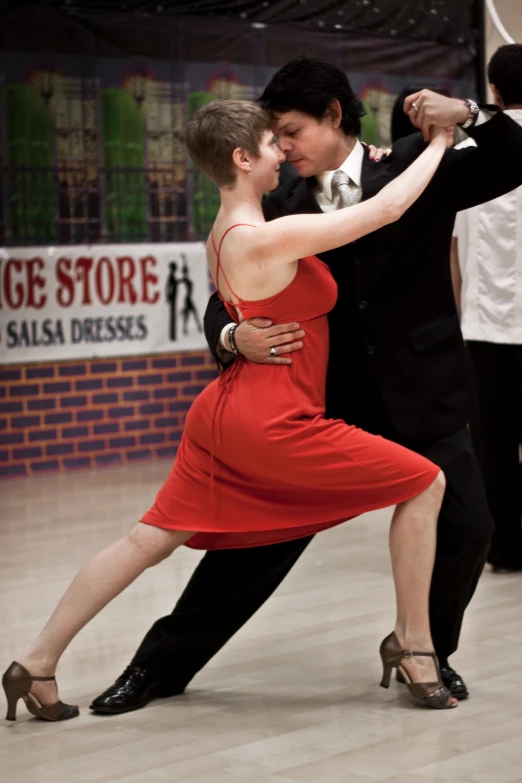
[490,564,522,574]
[396,664,469,700]
[89,664,184,714]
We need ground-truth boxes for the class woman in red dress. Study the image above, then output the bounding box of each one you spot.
[3,100,455,722]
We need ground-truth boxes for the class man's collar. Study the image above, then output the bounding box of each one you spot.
[316,140,364,200]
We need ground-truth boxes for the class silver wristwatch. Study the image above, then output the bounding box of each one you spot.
[459,98,480,130]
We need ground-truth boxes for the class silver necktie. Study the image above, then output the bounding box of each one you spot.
[331,169,361,208]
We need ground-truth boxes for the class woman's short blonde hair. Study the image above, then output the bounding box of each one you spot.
[185,99,270,188]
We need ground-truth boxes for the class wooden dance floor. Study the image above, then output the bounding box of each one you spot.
[1,460,522,783]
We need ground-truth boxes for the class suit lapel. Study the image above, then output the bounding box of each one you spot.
[361,148,393,202]
[284,177,323,215]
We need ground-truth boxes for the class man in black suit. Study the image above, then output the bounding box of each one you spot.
[91,57,522,714]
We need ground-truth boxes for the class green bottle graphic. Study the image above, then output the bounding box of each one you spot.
[3,84,55,242]
[100,88,147,241]
[359,100,379,147]
[188,92,220,237]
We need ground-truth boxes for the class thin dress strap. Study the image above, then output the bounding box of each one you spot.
[211,223,256,304]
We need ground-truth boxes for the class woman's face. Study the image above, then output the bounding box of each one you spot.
[251,130,286,192]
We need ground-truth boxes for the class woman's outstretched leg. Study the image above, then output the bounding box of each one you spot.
[11,524,193,709]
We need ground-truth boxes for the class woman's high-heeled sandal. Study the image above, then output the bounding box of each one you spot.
[379,632,456,709]
[2,662,79,722]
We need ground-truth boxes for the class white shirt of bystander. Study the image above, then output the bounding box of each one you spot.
[453,109,522,344]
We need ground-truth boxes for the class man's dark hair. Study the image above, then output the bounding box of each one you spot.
[487,44,522,107]
[258,55,365,137]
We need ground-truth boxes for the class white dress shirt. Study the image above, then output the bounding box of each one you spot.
[453,109,522,344]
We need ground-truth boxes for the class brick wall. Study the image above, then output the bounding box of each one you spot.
[0,351,218,477]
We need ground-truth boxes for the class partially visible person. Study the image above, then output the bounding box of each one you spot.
[452,44,522,574]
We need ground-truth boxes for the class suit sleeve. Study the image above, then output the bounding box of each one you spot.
[203,291,235,366]
[438,111,522,211]
[385,132,427,172]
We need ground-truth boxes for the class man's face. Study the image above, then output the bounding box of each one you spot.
[271,109,345,178]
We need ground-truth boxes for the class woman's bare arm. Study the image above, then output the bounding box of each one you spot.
[236,130,447,267]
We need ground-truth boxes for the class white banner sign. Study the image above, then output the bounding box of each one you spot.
[0,243,210,364]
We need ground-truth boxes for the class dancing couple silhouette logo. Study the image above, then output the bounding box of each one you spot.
[166,255,203,342]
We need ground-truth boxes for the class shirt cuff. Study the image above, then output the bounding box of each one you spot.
[219,322,235,351]
[475,109,492,128]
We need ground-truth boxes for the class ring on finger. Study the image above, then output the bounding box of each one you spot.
[269,347,277,357]
[412,101,419,112]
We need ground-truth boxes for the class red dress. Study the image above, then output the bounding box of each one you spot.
[142,224,439,549]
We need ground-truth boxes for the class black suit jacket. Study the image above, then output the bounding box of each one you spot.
[204,111,522,443]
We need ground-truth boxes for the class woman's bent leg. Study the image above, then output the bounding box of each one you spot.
[388,471,452,692]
